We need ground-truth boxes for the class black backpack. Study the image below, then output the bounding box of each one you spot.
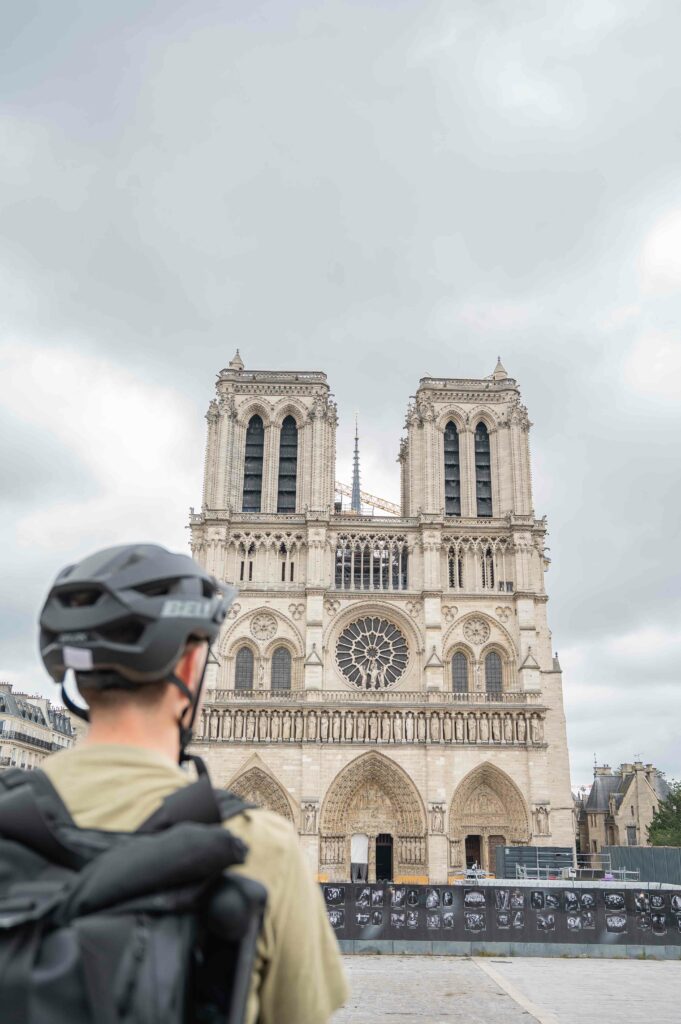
[0,766,267,1024]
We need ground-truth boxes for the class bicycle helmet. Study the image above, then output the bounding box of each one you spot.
[39,543,236,761]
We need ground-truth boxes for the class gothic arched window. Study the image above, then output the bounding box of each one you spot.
[485,651,503,694]
[481,546,495,589]
[474,421,492,517]
[444,421,461,517]
[452,652,469,693]
[277,416,298,513]
[235,647,254,690]
[271,646,292,690]
[242,415,264,512]
[447,546,464,589]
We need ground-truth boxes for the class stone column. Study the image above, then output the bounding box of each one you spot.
[262,422,278,513]
[460,428,476,517]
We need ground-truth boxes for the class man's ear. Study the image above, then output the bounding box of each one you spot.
[174,643,207,694]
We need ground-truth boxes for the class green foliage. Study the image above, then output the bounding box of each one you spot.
[647,781,681,846]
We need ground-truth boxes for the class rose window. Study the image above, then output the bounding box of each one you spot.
[335,617,408,689]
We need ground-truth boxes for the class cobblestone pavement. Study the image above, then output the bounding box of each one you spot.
[333,955,681,1024]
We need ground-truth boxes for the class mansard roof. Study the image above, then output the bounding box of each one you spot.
[585,765,670,813]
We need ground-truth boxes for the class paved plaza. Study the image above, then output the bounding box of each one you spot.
[333,955,681,1024]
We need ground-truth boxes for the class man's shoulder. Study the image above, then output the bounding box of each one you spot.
[226,805,299,859]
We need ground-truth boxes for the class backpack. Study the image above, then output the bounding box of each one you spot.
[0,766,267,1024]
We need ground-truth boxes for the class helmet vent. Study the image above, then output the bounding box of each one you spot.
[132,579,175,597]
[98,620,145,645]
[57,588,102,608]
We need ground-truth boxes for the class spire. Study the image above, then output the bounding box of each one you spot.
[492,355,508,381]
[229,349,244,371]
[351,416,361,513]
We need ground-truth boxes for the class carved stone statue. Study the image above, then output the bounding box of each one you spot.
[535,806,549,835]
[303,803,318,834]
[344,711,354,741]
[531,715,543,744]
[479,716,490,742]
[455,715,464,742]
[405,712,414,742]
[294,711,304,742]
[245,711,255,741]
[270,711,280,742]
[430,804,445,833]
[234,709,244,740]
[393,712,403,743]
[443,714,452,743]
[517,716,527,743]
[332,712,341,742]
[258,711,268,742]
[467,714,477,743]
[492,715,501,743]
[368,712,378,741]
[381,712,391,742]
[449,838,462,868]
[356,712,366,741]
[504,714,513,742]
[306,711,317,742]
[416,713,426,743]
[222,711,232,741]
[282,711,292,741]
[320,712,329,742]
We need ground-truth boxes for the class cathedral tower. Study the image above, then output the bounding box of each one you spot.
[190,355,574,883]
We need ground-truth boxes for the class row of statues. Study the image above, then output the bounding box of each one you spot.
[198,706,545,745]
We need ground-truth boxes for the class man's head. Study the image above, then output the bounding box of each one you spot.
[39,543,236,760]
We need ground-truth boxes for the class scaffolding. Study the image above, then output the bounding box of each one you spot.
[335,482,400,517]
[513,849,640,882]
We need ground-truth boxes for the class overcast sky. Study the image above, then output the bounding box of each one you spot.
[2,0,680,787]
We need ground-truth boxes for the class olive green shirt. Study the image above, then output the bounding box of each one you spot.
[43,745,347,1024]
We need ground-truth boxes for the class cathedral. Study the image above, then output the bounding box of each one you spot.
[189,352,574,883]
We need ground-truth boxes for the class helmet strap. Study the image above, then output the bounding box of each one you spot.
[168,650,211,771]
[61,681,90,724]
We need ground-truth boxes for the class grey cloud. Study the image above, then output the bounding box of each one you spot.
[0,0,680,786]
[0,409,95,506]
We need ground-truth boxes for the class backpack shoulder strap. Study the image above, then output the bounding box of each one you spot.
[0,769,83,869]
[214,789,254,823]
[136,768,254,833]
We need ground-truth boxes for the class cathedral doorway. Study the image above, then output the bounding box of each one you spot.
[376,833,393,882]
[319,752,427,882]
[465,835,481,868]
[351,833,369,882]
[449,763,531,874]
[488,834,506,873]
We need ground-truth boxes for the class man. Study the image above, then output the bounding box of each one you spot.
[39,543,347,1024]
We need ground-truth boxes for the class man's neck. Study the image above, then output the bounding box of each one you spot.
[84,713,180,763]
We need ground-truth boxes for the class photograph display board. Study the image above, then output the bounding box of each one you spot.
[322,883,681,947]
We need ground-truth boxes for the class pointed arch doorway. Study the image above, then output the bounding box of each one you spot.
[320,752,427,882]
[449,763,531,874]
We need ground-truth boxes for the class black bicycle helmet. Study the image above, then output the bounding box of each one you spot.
[39,543,235,688]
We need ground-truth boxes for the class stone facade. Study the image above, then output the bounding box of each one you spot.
[576,762,669,853]
[189,354,574,882]
[0,681,79,771]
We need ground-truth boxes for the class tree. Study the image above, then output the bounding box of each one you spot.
[647,781,681,846]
